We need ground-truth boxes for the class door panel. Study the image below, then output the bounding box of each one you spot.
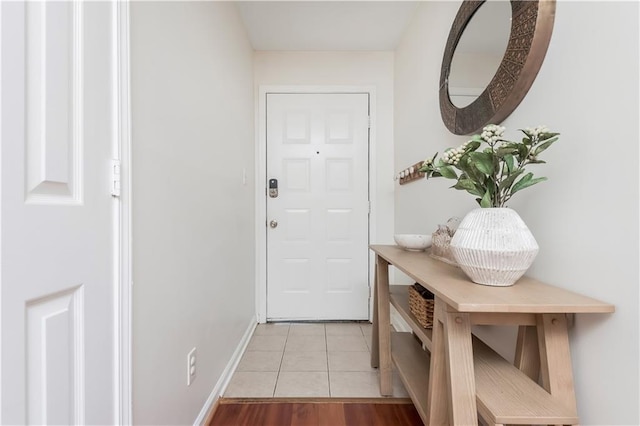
[266,93,369,320]
[1,2,116,423]
[24,1,82,204]
[26,287,83,425]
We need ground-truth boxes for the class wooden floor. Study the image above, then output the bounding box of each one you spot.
[208,398,423,426]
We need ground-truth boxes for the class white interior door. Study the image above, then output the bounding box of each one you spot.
[1,2,117,424]
[266,93,370,321]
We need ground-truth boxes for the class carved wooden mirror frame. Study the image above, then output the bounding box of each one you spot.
[440,0,556,135]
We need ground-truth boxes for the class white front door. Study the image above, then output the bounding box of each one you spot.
[266,93,370,321]
[1,2,117,424]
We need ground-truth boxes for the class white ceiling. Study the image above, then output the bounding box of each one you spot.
[236,1,421,51]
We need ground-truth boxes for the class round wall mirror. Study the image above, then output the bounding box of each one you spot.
[439,0,556,135]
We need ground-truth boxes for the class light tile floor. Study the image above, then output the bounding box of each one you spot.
[224,322,409,398]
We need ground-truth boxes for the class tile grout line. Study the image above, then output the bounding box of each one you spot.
[271,323,290,397]
[325,324,332,397]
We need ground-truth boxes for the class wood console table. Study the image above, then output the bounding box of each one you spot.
[370,244,614,425]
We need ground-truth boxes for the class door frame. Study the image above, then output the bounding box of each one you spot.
[255,86,378,323]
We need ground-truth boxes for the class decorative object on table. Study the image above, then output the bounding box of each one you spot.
[394,234,432,251]
[396,161,426,185]
[451,208,539,286]
[408,283,434,329]
[429,221,458,265]
[445,216,461,234]
[419,124,559,286]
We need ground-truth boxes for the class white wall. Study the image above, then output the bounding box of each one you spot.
[254,52,395,249]
[394,1,639,424]
[130,3,255,424]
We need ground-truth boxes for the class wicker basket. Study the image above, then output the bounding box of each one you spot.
[408,286,434,329]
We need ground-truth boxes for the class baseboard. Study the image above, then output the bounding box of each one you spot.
[193,316,257,425]
[202,397,220,426]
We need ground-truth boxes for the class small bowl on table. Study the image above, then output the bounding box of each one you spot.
[394,234,432,251]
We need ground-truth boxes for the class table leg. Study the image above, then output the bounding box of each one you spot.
[537,314,578,415]
[370,264,379,369]
[514,325,541,382]
[426,300,449,425]
[375,256,393,396]
[442,308,478,425]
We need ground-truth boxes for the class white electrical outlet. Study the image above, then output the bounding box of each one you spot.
[187,347,197,386]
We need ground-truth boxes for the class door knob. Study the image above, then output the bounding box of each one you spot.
[270,220,278,228]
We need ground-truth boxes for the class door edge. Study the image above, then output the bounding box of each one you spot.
[112,1,132,423]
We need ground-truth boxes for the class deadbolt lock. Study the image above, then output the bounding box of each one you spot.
[269,178,278,198]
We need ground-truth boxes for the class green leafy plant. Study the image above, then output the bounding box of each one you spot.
[419,124,559,208]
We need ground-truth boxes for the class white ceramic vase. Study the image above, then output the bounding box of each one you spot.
[449,208,539,287]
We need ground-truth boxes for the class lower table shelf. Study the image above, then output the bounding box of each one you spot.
[390,332,430,424]
[472,336,578,425]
